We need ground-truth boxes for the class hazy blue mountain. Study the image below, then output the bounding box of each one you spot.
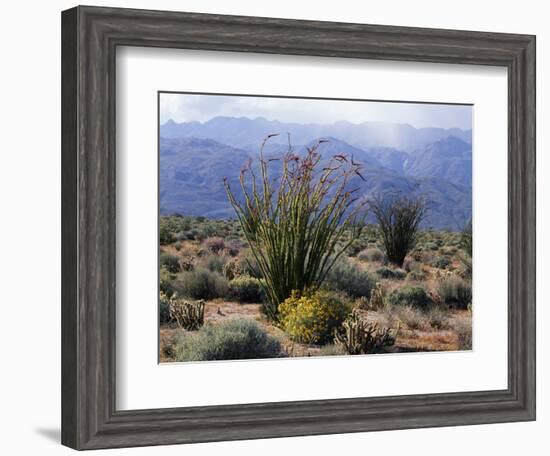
[159,135,472,230]
[405,136,472,187]
[159,137,251,219]
[367,147,410,175]
[300,137,385,170]
[160,117,472,152]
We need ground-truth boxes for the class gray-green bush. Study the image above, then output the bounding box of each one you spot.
[454,318,473,350]
[173,267,229,300]
[174,319,284,361]
[229,276,265,303]
[160,252,181,273]
[325,258,374,298]
[431,256,451,269]
[387,285,431,309]
[438,276,472,309]
[198,254,229,274]
[357,247,385,263]
[376,266,406,280]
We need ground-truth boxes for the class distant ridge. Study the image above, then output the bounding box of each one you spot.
[160,116,472,153]
[159,132,472,230]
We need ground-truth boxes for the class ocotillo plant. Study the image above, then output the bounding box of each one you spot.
[369,193,427,268]
[224,136,367,320]
[459,220,472,278]
[460,220,473,256]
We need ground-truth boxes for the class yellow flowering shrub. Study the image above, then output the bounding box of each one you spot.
[278,290,351,344]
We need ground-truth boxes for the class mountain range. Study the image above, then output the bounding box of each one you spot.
[159,117,472,230]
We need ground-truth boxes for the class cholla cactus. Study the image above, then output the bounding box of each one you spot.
[368,282,386,310]
[222,258,242,280]
[334,309,399,355]
[169,298,205,330]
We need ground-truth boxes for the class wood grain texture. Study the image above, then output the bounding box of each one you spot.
[61,5,536,450]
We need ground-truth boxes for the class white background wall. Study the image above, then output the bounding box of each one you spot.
[0,0,546,454]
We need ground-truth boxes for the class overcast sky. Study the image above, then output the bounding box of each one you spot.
[159,92,472,130]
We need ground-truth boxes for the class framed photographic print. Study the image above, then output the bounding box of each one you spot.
[61,6,536,450]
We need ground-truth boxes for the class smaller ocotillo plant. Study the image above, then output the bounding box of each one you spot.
[225,136,367,320]
[169,297,205,330]
[460,220,473,256]
[369,193,427,268]
[459,220,473,278]
[334,309,398,355]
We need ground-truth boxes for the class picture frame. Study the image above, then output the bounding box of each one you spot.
[61,5,536,450]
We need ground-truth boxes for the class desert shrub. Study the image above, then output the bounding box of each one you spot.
[347,238,369,257]
[159,224,175,245]
[159,291,173,324]
[160,266,177,296]
[376,266,406,280]
[222,242,241,257]
[334,309,398,355]
[432,256,451,269]
[229,276,265,303]
[235,250,261,278]
[357,247,385,263]
[438,276,472,309]
[325,258,374,298]
[173,267,229,300]
[161,336,177,360]
[174,318,284,361]
[169,298,205,330]
[369,194,427,267]
[318,343,347,356]
[424,241,438,251]
[403,258,422,273]
[225,139,367,320]
[198,254,229,274]
[194,230,207,242]
[454,318,473,350]
[160,252,181,273]
[395,305,426,330]
[178,256,195,272]
[279,290,351,345]
[442,246,458,255]
[387,285,431,309]
[202,236,226,254]
[174,231,188,241]
[174,241,182,251]
[426,306,449,329]
[407,271,425,281]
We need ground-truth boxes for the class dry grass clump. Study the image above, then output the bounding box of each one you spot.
[357,247,385,263]
[202,236,226,254]
[438,275,472,309]
[453,317,473,350]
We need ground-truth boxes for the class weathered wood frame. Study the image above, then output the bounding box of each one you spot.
[61,5,536,450]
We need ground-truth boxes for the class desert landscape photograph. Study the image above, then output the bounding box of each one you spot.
[158,93,473,363]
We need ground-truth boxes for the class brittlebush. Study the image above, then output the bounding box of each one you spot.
[278,290,350,345]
